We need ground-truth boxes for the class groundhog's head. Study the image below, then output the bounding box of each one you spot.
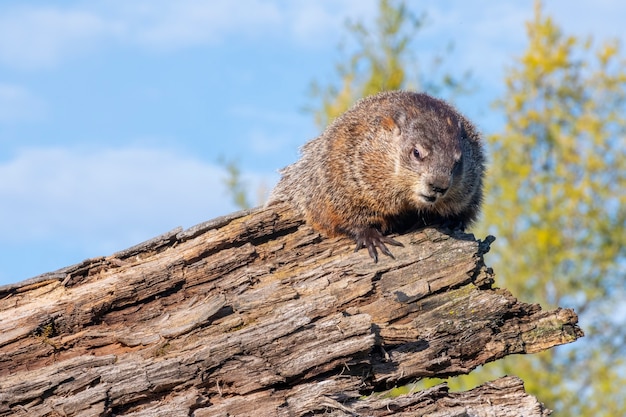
[386,94,476,217]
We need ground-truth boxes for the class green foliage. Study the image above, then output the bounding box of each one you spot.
[483,2,626,309]
[308,0,470,128]
[461,1,626,415]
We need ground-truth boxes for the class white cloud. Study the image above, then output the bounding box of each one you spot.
[0,1,380,69]
[117,0,283,49]
[119,0,378,49]
[2,1,626,71]
[0,84,46,122]
[0,6,115,68]
[0,146,274,250]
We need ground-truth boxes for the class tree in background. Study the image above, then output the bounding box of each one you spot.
[307,0,469,128]
[464,2,626,415]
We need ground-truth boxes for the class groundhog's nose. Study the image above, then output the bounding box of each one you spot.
[429,177,450,196]
[419,178,450,203]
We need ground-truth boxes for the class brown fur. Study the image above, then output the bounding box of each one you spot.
[268,90,485,261]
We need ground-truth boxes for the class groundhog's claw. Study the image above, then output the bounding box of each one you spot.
[354,227,404,263]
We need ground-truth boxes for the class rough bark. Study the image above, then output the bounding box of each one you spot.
[0,203,582,416]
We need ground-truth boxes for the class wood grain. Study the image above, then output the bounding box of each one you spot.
[0,203,582,416]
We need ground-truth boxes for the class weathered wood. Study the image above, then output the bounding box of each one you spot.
[0,203,582,416]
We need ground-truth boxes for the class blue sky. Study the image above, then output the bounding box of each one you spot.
[1,0,625,285]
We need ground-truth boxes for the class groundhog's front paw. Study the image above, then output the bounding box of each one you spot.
[354,227,404,263]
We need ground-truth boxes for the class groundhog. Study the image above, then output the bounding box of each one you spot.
[268,90,485,262]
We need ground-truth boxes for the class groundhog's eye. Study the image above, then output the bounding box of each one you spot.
[412,148,421,160]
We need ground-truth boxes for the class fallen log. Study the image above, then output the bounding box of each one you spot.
[0,203,582,416]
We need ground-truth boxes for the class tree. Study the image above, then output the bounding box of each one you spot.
[308,0,469,128]
[463,2,626,415]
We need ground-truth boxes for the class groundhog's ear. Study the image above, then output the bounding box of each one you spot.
[378,112,404,134]
[379,116,396,131]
